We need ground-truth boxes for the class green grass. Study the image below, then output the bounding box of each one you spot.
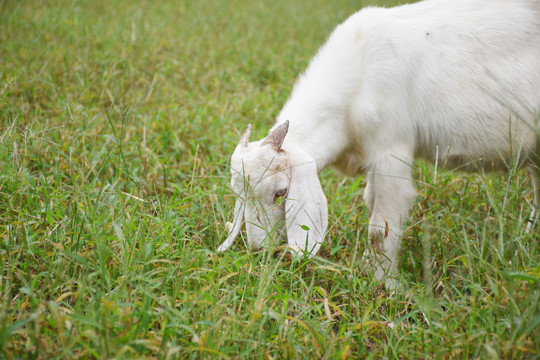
[1,0,538,358]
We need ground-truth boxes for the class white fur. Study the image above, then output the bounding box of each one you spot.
[218,0,540,286]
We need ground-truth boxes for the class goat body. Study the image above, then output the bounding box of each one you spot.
[218,0,540,287]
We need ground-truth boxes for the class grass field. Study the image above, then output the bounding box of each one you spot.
[1,0,539,358]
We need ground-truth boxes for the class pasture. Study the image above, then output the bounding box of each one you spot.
[1,0,538,358]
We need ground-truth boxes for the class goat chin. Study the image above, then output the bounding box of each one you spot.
[218,0,540,290]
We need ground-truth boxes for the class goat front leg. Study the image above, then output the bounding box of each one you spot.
[366,152,417,288]
[526,165,539,233]
[363,174,375,215]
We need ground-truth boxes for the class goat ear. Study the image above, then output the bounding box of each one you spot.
[239,124,252,147]
[285,159,328,256]
[262,120,289,151]
[217,198,244,252]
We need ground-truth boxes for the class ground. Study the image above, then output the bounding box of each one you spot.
[1,0,538,358]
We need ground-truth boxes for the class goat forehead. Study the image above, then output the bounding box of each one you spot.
[230,148,290,191]
[232,147,285,175]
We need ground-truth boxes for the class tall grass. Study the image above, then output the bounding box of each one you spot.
[1,0,538,358]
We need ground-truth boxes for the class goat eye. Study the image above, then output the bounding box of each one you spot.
[274,188,288,202]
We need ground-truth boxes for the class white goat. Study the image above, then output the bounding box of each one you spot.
[218,0,540,286]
